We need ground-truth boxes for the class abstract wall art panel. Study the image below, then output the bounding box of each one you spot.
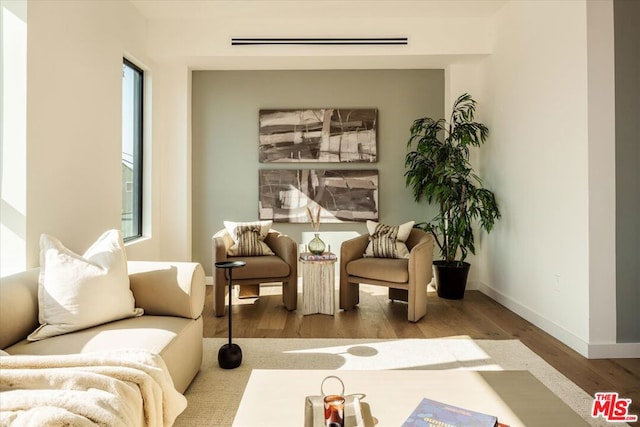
[259,108,377,163]
[258,169,379,223]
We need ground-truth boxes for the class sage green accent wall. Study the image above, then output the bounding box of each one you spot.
[614,0,640,342]
[192,70,444,275]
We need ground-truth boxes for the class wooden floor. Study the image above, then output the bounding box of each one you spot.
[203,284,640,423]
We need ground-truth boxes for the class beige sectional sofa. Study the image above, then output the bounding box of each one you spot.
[0,261,206,393]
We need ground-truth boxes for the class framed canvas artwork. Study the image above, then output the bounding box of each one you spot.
[258,169,378,223]
[259,108,377,163]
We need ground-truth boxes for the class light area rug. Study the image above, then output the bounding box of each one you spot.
[174,337,619,427]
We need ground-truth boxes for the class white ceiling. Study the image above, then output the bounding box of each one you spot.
[129,0,505,69]
[131,0,507,22]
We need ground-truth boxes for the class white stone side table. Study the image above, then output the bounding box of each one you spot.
[300,254,337,315]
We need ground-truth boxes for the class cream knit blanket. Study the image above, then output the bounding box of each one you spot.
[0,350,187,427]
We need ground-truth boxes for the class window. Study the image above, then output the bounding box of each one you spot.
[121,59,143,241]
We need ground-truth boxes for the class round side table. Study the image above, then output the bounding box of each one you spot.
[214,260,246,369]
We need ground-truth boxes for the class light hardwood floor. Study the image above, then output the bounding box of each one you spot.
[203,284,640,423]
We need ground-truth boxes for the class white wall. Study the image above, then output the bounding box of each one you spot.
[443,63,490,288]
[585,0,618,356]
[24,0,153,261]
[1,0,27,276]
[152,62,192,262]
[479,0,624,356]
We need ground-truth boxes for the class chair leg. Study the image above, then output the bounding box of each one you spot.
[340,282,360,310]
[282,280,297,311]
[407,288,427,322]
[213,283,226,317]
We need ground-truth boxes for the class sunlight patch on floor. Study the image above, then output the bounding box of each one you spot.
[282,337,501,371]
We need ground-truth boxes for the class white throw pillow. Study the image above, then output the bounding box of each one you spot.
[223,220,275,256]
[364,220,415,259]
[28,230,143,341]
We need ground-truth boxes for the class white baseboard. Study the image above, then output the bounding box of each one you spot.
[587,342,640,358]
[472,280,640,359]
[472,281,589,357]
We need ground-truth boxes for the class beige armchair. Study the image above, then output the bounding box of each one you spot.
[212,228,298,316]
[339,228,434,322]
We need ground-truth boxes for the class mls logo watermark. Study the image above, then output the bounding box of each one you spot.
[591,392,638,422]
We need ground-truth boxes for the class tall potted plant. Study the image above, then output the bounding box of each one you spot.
[404,94,500,299]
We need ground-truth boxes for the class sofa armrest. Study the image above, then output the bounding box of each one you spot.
[408,233,435,289]
[340,234,369,266]
[0,269,40,349]
[265,230,298,277]
[127,261,205,320]
[339,234,369,310]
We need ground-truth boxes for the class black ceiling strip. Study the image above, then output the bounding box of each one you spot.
[232,41,408,45]
[231,37,408,46]
[234,37,407,42]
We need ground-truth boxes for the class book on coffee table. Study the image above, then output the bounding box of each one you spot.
[299,252,337,261]
[401,397,507,427]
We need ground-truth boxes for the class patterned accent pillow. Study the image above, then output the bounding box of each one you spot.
[224,220,275,256]
[364,220,414,259]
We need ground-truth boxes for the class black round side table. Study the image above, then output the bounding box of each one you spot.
[214,260,246,369]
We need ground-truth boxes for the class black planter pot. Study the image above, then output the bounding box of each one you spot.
[434,261,471,300]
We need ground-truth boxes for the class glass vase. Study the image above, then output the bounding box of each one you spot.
[308,233,326,255]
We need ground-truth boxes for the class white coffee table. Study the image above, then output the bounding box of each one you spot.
[232,369,589,427]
